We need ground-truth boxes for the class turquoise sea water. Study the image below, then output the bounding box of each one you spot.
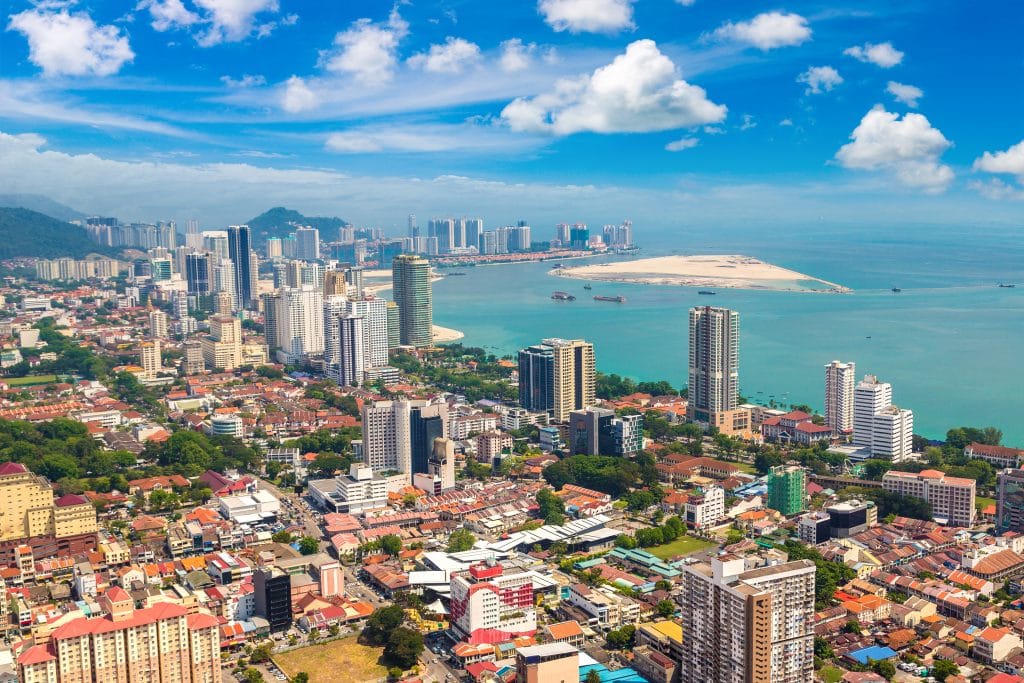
[431,223,1024,444]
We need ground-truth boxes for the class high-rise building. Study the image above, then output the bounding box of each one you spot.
[254,567,293,633]
[428,437,456,491]
[266,236,282,258]
[407,214,417,238]
[202,314,242,370]
[451,561,537,644]
[411,404,448,476]
[346,297,389,367]
[182,340,205,375]
[853,374,892,448]
[386,301,400,349]
[226,225,254,308]
[323,270,347,297]
[275,285,324,362]
[392,255,433,347]
[362,400,413,475]
[679,556,816,683]
[997,469,1024,534]
[528,338,595,423]
[16,595,221,683]
[139,340,162,379]
[148,309,168,340]
[688,306,740,423]
[852,374,913,461]
[295,226,320,261]
[824,360,856,436]
[184,252,211,295]
[518,344,555,413]
[767,465,806,516]
[211,258,237,310]
[325,313,366,386]
[555,223,571,245]
[466,218,484,250]
[568,408,643,456]
[882,469,975,527]
[260,292,280,354]
[569,223,589,250]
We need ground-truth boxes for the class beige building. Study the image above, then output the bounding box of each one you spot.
[515,642,578,683]
[138,340,161,379]
[680,556,816,683]
[548,338,595,422]
[881,469,976,527]
[0,463,97,562]
[201,314,242,370]
[18,589,221,683]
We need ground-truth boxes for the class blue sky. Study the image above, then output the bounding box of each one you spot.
[0,0,1022,229]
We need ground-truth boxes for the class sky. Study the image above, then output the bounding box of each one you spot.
[0,0,1022,230]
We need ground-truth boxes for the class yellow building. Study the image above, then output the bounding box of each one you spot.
[201,314,242,370]
[548,338,595,423]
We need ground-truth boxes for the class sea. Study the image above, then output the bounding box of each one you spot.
[430,222,1024,445]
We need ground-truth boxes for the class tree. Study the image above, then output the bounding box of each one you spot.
[872,659,895,680]
[272,530,293,544]
[536,488,566,525]
[243,669,263,683]
[605,624,636,650]
[249,643,273,663]
[363,605,405,645]
[615,534,637,549]
[447,528,476,552]
[380,534,403,556]
[931,659,959,682]
[813,636,833,660]
[385,627,424,670]
[656,600,675,617]
[298,536,319,555]
[291,674,309,683]
[655,579,672,592]
[586,670,602,683]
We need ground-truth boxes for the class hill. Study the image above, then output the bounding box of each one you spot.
[247,207,348,241]
[0,208,115,259]
[0,194,86,222]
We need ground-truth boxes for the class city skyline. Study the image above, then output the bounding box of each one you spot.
[1,1,1022,227]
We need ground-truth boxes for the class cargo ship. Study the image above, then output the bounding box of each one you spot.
[593,295,626,303]
[583,284,592,290]
[551,291,576,301]
[698,290,716,295]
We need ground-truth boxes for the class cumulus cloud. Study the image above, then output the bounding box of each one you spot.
[711,12,811,50]
[7,7,135,77]
[844,41,903,68]
[501,39,726,136]
[973,140,1024,179]
[499,38,537,73]
[220,73,266,88]
[886,81,922,108]
[139,0,283,45]
[408,37,481,74]
[136,0,199,31]
[537,0,635,34]
[280,76,317,113]
[320,8,408,84]
[835,105,953,193]
[969,179,1024,201]
[797,66,843,94]
[665,137,698,152]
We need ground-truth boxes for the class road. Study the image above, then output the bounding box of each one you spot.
[259,478,324,549]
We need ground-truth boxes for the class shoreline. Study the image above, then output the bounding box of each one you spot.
[432,325,464,344]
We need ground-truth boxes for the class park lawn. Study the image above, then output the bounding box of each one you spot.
[273,638,387,683]
[647,535,717,560]
[5,374,57,386]
[731,461,757,474]
[818,665,844,683]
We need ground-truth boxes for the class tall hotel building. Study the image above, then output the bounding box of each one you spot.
[824,360,855,436]
[853,374,914,461]
[679,556,816,683]
[392,255,433,347]
[518,339,594,422]
[688,306,739,423]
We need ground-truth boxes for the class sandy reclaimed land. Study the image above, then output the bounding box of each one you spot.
[555,254,849,292]
[433,325,465,343]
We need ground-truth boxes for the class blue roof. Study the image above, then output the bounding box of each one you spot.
[848,645,897,665]
[579,664,648,683]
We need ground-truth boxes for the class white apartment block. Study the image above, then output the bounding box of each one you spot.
[346,297,390,368]
[362,400,412,475]
[882,469,976,527]
[685,485,726,530]
[853,374,892,448]
[450,412,499,440]
[450,562,537,644]
[824,360,855,435]
[871,406,914,462]
[275,285,324,362]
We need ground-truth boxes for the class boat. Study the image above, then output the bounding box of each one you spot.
[593,295,626,303]
[583,284,592,290]
[551,291,576,301]
[445,271,467,276]
[998,283,1016,288]
[891,287,902,293]
[698,290,716,295]
[550,263,564,269]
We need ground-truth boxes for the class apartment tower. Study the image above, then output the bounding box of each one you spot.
[688,306,740,423]
[824,360,855,435]
[392,254,433,347]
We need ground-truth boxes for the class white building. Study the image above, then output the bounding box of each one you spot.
[450,561,537,644]
[219,490,280,524]
[882,469,976,527]
[333,465,389,514]
[871,406,914,462]
[295,226,320,261]
[565,583,640,629]
[685,486,726,530]
[326,313,366,386]
[139,340,162,379]
[209,414,244,438]
[824,360,855,436]
[362,400,412,475]
[274,285,324,362]
[853,374,892,448]
[345,297,389,368]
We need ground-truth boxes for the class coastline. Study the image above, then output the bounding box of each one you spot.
[433,325,464,343]
[554,254,850,293]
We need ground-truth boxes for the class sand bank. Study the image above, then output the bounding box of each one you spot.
[433,325,465,343]
[555,254,849,293]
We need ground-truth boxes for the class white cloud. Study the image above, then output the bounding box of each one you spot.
[192,0,280,46]
[973,140,1024,179]
[665,137,698,152]
[136,0,199,31]
[676,0,696,5]
[968,179,1024,201]
[7,7,135,77]
[408,37,481,74]
[537,0,635,34]
[711,12,811,50]
[280,76,317,113]
[501,39,726,136]
[324,123,539,154]
[703,125,724,135]
[797,65,843,94]
[499,38,536,73]
[740,114,756,130]
[321,8,408,84]
[885,81,922,108]
[835,105,953,193]
[220,73,266,88]
[779,118,794,126]
[844,42,903,68]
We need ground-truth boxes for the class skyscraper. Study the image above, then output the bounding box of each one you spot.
[202,314,242,370]
[547,338,595,422]
[997,469,1024,533]
[824,360,856,436]
[275,285,324,362]
[518,344,555,413]
[362,400,413,475]
[410,404,448,476]
[679,556,816,683]
[211,259,237,310]
[139,340,161,379]
[853,374,891,448]
[322,294,349,377]
[688,306,740,423]
[392,255,433,347]
[295,226,320,260]
[184,252,211,295]
[226,225,254,308]
[346,297,389,367]
[335,314,367,386]
[853,374,914,461]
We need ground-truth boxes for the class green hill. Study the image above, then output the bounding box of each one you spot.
[247,207,348,241]
[0,194,86,222]
[0,208,115,259]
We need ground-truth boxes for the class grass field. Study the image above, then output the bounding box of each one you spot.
[5,374,57,386]
[977,496,996,511]
[647,535,717,560]
[273,638,387,683]
[818,665,844,683]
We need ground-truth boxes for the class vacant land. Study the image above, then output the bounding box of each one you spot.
[5,374,57,386]
[273,638,387,683]
[647,536,717,560]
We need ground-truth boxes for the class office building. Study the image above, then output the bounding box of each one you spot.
[679,556,816,683]
[515,642,578,683]
[362,400,413,475]
[766,465,806,516]
[0,462,97,563]
[392,254,433,347]
[688,306,739,423]
[871,406,914,462]
[184,252,211,295]
[410,403,448,476]
[211,258,237,310]
[329,464,389,514]
[17,595,221,683]
[518,344,555,414]
[346,297,389,367]
[149,257,172,281]
[149,309,168,340]
[569,224,590,250]
[295,226,320,260]
[997,469,1024,533]
[568,408,643,456]
[182,340,205,375]
[226,225,255,308]
[138,340,162,379]
[882,469,976,527]
[323,269,347,296]
[451,561,536,644]
[798,499,876,545]
[274,285,324,362]
[254,567,293,632]
[201,314,242,370]
[853,374,892,448]
[824,360,856,435]
[428,437,456,491]
[522,338,597,423]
